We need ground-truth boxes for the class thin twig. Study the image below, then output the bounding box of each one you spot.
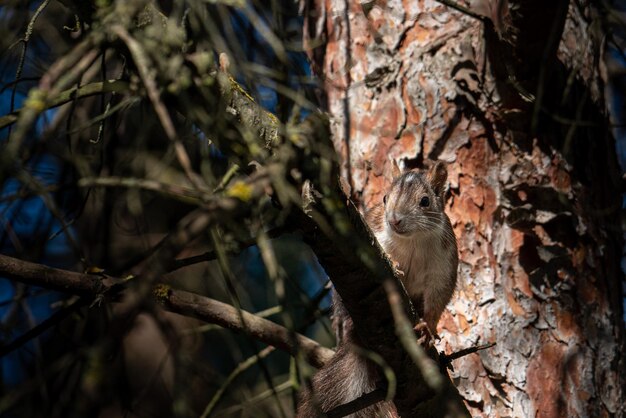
[433,0,487,21]
[383,280,444,393]
[213,380,294,417]
[167,225,290,272]
[77,176,208,204]
[443,342,496,364]
[112,25,207,192]
[200,346,276,418]
[240,5,288,63]
[4,47,99,161]
[9,0,52,138]
[0,80,130,130]
[183,306,283,335]
[0,296,86,358]
[326,388,386,418]
[209,226,288,418]
[213,163,240,193]
[14,170,85,265]
[0,253,334,369]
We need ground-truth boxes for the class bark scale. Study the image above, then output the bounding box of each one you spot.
[303,0,624,416]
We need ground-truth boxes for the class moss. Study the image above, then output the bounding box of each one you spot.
[153,283,171,302]
[226,180,253,201]
[85,266,105,274]
[24,89,47,112]
[266,111,279,125]
[229,76,255,102]
[95,0,111,8]
[287,131,303,146]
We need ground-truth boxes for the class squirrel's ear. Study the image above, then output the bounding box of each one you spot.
[390,159,401,179]
[427,161,448,196]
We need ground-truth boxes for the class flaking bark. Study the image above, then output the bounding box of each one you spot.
[303,0,625,417]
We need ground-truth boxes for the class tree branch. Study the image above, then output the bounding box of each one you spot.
[77,176,208,204]
[156,286,332,369]
[433,0,486,21]
[0,253,333,369]
[0,80,130,130]
[325,388,386,418]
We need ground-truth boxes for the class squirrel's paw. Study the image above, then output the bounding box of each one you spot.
[392,262,405,277]
[414,321,436,347]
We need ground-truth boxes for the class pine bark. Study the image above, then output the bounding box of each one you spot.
[303,1,625,417]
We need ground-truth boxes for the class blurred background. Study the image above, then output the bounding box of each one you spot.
[0,1,332,417]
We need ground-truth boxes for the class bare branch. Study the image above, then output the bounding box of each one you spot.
[0,80,130,130]
[0,253,334,369]
[442,342,496,365]
[433,0,487,21]
[200,346,276,418]
[4,45,99,161]
[157,286,333,369]
[325,388,386,418]
[383,280,444,393]
[112,25,207,191]
[78,176,208,204]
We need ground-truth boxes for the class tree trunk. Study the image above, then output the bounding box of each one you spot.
[303,1,625,417]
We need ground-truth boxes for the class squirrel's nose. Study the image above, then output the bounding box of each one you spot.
[390,215,402,227]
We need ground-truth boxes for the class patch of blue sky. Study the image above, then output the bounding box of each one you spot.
[0,7,77,384]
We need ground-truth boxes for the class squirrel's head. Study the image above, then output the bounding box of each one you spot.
[383,161,448,238]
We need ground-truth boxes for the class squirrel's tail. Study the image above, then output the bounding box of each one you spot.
[297,296,396,417]
[297,340,396,417]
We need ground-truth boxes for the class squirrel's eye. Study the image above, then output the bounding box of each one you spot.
[419,196,430,207]
[383,195,388,205]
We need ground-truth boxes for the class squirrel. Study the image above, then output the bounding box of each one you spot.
[297,161,458,418]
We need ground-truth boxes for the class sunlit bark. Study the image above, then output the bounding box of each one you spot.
[304,0,624,416]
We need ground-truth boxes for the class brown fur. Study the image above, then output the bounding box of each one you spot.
[297,162,458,417]
[297,295,397,418]
[376,162,458,330]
